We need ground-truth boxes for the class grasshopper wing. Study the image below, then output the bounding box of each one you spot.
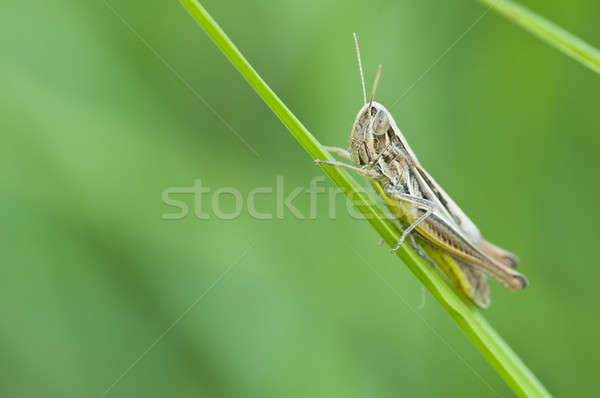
[423,243,491,308]
[452,257,491,308]
[478,240,519,268]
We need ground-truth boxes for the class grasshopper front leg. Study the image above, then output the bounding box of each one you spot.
[314,159,379,178]
[322,146,351,160]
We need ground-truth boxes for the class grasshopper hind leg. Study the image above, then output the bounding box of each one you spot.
[384,187,435,254]
[409,234,436,268]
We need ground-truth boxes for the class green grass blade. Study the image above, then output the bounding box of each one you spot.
[179,1,552,396]
[477,0,600,74]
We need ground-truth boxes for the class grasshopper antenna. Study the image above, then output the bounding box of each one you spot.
[353,32,367,105]
[368,64,382,109]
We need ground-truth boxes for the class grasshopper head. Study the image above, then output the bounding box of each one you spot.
[349,102,392,165]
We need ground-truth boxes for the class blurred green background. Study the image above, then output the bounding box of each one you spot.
[2,0,599,396]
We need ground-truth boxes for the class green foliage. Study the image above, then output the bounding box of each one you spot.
[476,0,600,73]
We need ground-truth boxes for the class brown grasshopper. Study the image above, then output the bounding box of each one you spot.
[315,34,527,307]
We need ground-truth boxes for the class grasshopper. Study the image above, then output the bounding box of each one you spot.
[315,34,527,307]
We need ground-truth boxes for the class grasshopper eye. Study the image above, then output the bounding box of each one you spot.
[372,111,389,135]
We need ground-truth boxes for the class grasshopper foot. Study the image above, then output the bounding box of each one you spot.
[390,238,406,254]
[390,231,410,254]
